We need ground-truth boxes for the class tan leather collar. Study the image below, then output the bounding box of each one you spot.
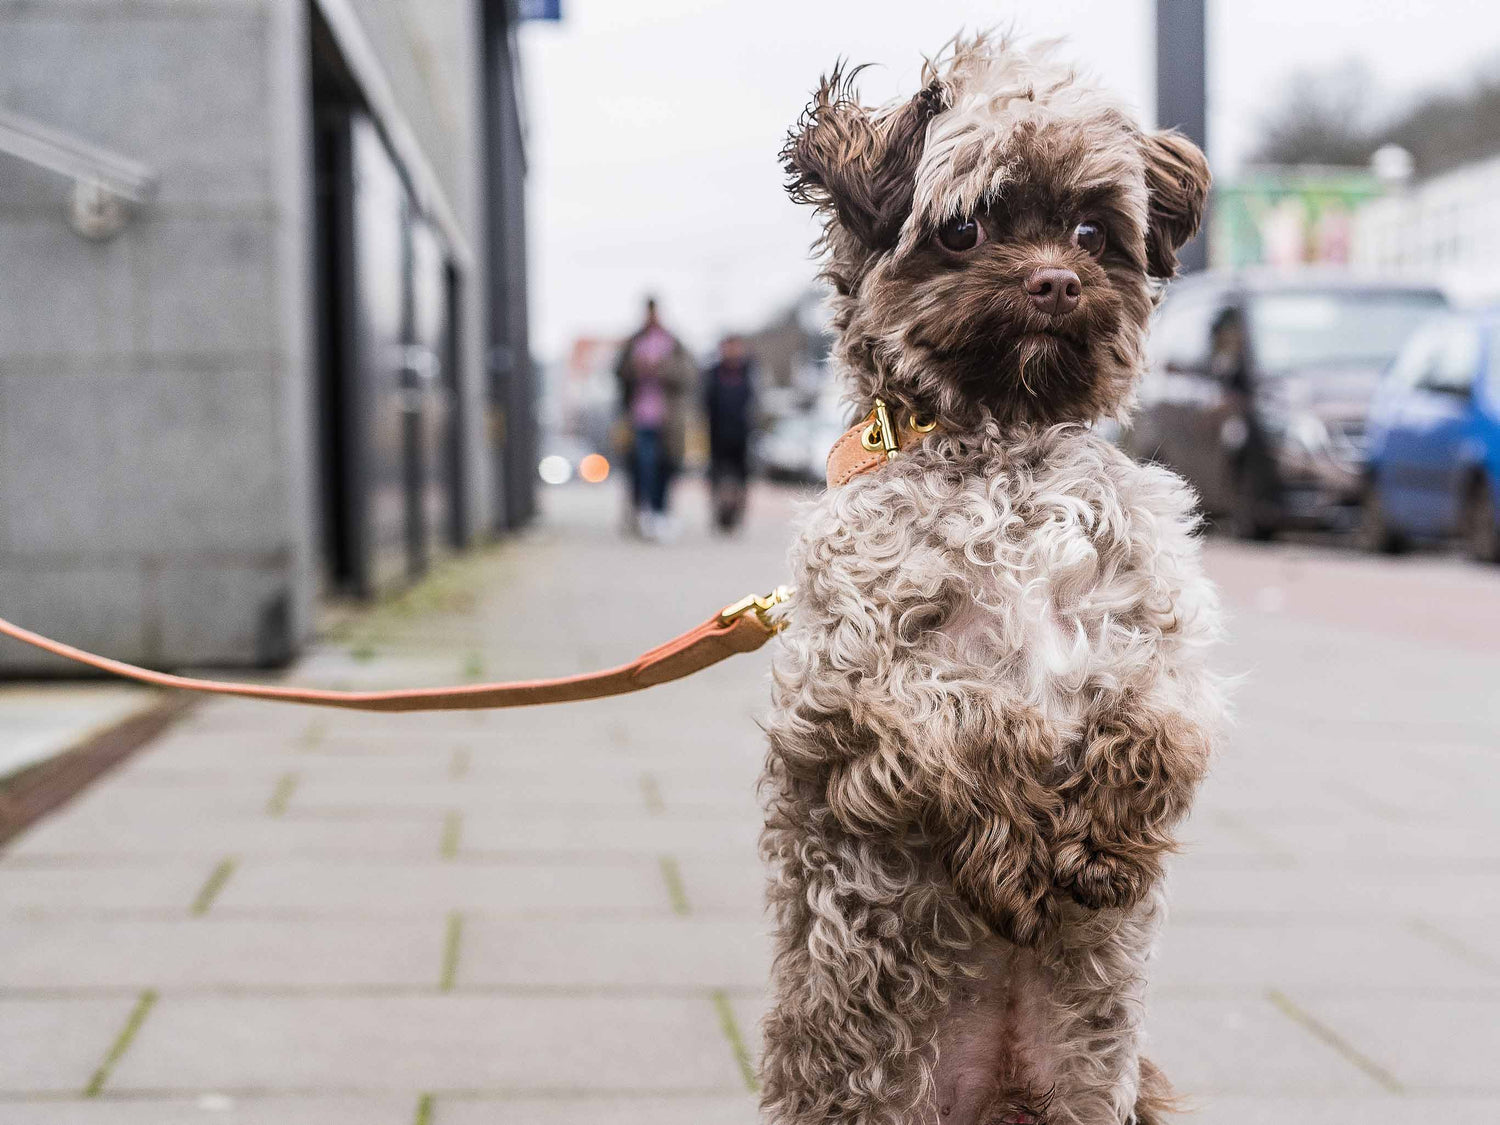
[825,397,938,488]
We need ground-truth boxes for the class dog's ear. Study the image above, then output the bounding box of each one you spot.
[782,65,944,251]
[1141,129,1211,278]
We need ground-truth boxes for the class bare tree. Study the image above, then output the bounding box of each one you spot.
[1384,63,1500,177]
[1247,62,1378,167]
[1248,54,1500,178]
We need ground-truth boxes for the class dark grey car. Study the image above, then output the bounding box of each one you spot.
[1122,271,1448,538]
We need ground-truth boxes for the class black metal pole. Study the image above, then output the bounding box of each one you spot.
[1156,0,1208,273]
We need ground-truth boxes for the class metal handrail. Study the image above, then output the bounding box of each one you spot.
[0,106,159,203]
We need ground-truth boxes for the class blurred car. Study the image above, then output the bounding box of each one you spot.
[755,390,852,484]
[1122,271,1448,538]
[756,413,817,482]
[1360,308,1500,562]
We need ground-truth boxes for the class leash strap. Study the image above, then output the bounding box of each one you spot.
[0,587,791,713]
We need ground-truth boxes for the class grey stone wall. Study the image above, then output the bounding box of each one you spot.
[0,0,491,673]
[0,0,311,672]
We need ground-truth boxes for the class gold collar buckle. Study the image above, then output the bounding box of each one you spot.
[860,397,902,460]
[859,397,937,460]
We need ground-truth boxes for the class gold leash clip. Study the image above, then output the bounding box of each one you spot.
[718,585,794,631]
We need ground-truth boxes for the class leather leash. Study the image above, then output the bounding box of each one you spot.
[0,589,789,713]
[0,400,933,713]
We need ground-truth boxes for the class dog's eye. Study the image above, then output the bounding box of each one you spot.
[936,216,986,253]
[1072,220,1106,258]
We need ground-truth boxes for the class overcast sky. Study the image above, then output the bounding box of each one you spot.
[519,0,1500,360]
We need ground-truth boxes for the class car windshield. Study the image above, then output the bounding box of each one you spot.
[1248,290,1447,373]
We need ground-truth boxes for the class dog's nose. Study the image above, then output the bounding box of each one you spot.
[1024,267,1082,317]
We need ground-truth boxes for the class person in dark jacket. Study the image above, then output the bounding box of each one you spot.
[703,334,757,532]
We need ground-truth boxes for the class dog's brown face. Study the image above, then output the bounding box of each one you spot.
[784,40,1211,430]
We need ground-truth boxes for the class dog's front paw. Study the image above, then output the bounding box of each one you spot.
[1053,840,1160,911]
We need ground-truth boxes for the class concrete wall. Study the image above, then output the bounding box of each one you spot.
[0,0,311,672]
[0,0,492,672]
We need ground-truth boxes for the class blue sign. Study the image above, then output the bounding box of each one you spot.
[518,0,561,19]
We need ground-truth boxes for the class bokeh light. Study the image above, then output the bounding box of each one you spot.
[537,454,572,485]
[578,453,610,483]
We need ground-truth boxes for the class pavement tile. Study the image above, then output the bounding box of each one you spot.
[108,994,747,1093]
[125,729,307,760]
[1153,920,1489,989]
[1255,820,1500,867]
[0,862,212,917]
[42,782,270,824]
[729,991,770,1066]
[97,773,284,804]
[435,1094,760,1123]
[1146,993,1393,1096]
[1410,916,1500,966]
[288,773,761,813]
[460,811,762,858]
[0,918,444,989]
[1281,993,1500,1092]
[1191,778,1380,824]
[1173,812,1294,866]
[116,748,453,782]
[213,859,676,917]
[1167,860,1500,922]
[0,1097,412,1123]
[176,705,483,740]
[288,778,640,812]
[4,811,445,860]
[672,861,767,917]
[0,996,140,1093]
[1191,1096,1500,1124]
[460,919,772,989]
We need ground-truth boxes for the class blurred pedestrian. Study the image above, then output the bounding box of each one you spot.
[615,297,696,541]
[704,334,757,532]
[1209,306,1250,393]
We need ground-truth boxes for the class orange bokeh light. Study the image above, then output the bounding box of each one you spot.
[578,453,610,484]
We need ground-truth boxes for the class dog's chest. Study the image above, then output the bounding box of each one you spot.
[786,430,1180,727]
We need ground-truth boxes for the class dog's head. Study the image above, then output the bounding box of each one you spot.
[784,35,1210,429]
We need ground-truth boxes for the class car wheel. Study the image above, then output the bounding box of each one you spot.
[1229,464,1277,542]
[1464,477,1500,564]
[1358,482,1405,555]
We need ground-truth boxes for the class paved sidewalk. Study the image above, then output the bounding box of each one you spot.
[2,480,1498,1123]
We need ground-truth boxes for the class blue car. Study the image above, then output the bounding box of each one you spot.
[1362,309,1500,561]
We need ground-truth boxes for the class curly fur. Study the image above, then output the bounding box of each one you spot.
[762,34,1223,1125]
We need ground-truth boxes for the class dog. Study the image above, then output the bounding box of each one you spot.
[760,35,1225,1125]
